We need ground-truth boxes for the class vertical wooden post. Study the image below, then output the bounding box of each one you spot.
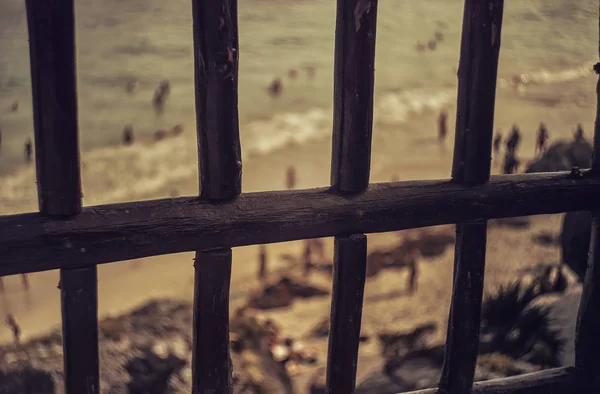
[191,0,240,392]
[326,1,377,393]
[439,1,504,393]
[24,1,99,393]
[330,0,378,194]
[575,6,600,385]
[193,0,241,201]
[326,234,367,394]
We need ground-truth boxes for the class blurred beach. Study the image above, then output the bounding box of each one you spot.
[0,0,596,385]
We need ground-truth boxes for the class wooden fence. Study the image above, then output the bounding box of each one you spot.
[1,0,600,393]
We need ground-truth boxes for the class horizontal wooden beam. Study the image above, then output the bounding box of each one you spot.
[0,171,598,275]
[407,367,585,394]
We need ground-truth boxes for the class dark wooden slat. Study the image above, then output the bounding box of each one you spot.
[440,221,487,393]
[192,249,233,394]
[25,0,81,215]
[405,367,585,394]
[1,172,599,275]
[440,1,504,393]
[330,0,378,193]
[575,55,600,378]
[192,0,241,200]
[326,234,367,394]
[450,0,504,184]
[24,1,99,393]
[60,266,99,394]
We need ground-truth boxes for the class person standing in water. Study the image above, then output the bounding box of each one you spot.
[535,123,549,157]
[303,241,312,278]
[493,130,502,157]
[574,124,585,142]
[438,110,448,144]
[122,125,134,146]
[506,125,521,154]
[24,138,32,163]
[286,166,296,190]
[5,314,21,344]
[258,245,268,282]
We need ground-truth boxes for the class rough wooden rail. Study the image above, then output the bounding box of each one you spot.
[24,0,99,393]
[191,0,239,392]
[1,172,598,276]
[440,1,504,393]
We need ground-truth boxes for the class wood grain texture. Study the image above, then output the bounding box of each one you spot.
[0,172,598,275]
[25,0,82,216]
[192,249,233,394]
[440,221,487,394]
[408,367,584,394]
[451,0,504,184]
[575,57,600,378]
[330,0,378,193]
[60,266,99,394]
[326,234,367,394]
[441,1,504,392]
[192,0,241,200]
[24,2,99,393]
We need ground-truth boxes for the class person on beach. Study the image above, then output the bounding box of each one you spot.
[305,65,316,80]
[493,130,502,157]
[286,166,296,190]
[308,239,325,261]
[5,314,20,344]
[258,245,268,282]
[535,123,549,157]
[21,274,29,291]
[506,125,521,154]
[407,260,418,295]
[122,125,134,146]
[574,124,585,142]
[438,110,448,144]
[303,241,312,278]
[503,152,520,174]
[24,138,32,163]
[152,80,170,114]
[10,101,18,113]
[268,78,283,97]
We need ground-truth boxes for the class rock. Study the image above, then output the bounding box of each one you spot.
[560,211,591,281]
[0,367,55,394]
[125,348,187,394]
[526,140,592,173]
[0,299,294,394]
[247,277,328,310]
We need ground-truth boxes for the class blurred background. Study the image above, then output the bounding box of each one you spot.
[0,0,597,392]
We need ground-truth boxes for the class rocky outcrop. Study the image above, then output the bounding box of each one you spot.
[0,300,293,394]
[560,211,591,281]
[525,139,592,173]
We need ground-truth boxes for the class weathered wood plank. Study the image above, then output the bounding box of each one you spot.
[450,0,504,184]
[326,234,367,394]
[60,266,99,394]
[192,249,233,394]
[440,221,487,393]
[0,172,598,275]
[406,367,585,394]
[575,55,600,380]
[192,0,241,200]
[330,0,378,193]
[440,1,504,392]
[24,1,99,393]
[25,0,81,215]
